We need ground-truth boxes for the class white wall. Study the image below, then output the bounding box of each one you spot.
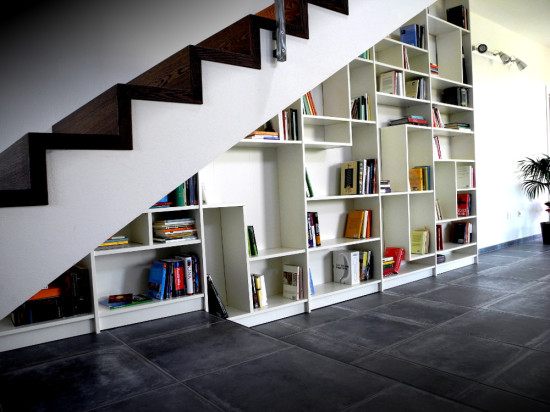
[470,11,550,248]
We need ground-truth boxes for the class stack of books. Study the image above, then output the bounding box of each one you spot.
[445,122,471,131]
[97,235,129,250]
[388,116,427,126]
[379,179,391,193]
[153,218,198,243]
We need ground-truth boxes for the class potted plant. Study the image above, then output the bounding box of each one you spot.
[517,154,550,244]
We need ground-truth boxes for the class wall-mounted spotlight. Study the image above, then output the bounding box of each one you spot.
[472,44,527,71]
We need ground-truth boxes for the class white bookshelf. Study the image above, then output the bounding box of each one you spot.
[1,0,477,350]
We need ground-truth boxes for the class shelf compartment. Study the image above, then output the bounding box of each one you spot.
[382,260,434,289]
[98,294,204,330]
[0,314,96,352]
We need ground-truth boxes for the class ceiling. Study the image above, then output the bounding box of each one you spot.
[473,0,550,48]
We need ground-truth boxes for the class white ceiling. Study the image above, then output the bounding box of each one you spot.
[473,0,550,48]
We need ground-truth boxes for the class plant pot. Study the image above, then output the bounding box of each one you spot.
[541,222,550,245]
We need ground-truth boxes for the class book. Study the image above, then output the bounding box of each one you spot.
[359,250,372,281]
[147,261,167,300]
[283,264,301,301]
[247,225,258,256]
[245,130,279,140]
[162,258,185,297]
[379,70,403,95]
[310,211,321,246]
[58,265,92,316]
[309,268,315,295]
[388,116,428,126]
[411,227,430,254]
[384,247,405,274]
[333,250,360,285]
[340,162,358,195]
[344,210,365,239]
[436,224,444,251]
[457,165,475,188]
[250,275,260,308]
[207,275,228,319]
[305,169,314,198]
[457,193,471,217]
[409,168,424,191]
[447,5,468,29]
[100,294,153,310]
[452,222,471,244]
[252,274,268,307]
[29,285,62,301]
[400,24,418,47]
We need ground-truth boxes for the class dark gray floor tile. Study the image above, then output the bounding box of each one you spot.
[372,297,471,326]
[334,291,405,312]
[279,305,354,329]
[520,281,550,298]
[486,293,550,320]
[440,309,550,349]
[385,277,445,296]
[186,347,392,412]
[481,264,550,281]
[477,253,523,266]
[345,383,479,412]
[282,330,373,364]
[95,383,220,412]
[485,350,550,404]
[107,310,223,343]
[252,318,303,338]
[0,331,121,374]
[0,347,176,411]
[311,313,428,350]
[354,352,476,399]
[418,284,510,308]
[130,321,289,381]
[452,275,532,292]
[384,329,524,381]
[457,383,550,412]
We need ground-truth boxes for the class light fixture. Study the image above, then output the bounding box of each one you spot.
[513,58,528,71]
[494,51,512,64]
[472,44,527,71]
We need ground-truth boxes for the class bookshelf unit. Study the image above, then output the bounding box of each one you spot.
[0,0,477,350]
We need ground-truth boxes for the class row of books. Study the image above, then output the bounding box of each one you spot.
[145,254,201,301]
[307,212,321,247]
[379,70,404,96]
[442,86,469,107]
[400,23,425,48]
[97,235,129,250]
[388,115,427,126]
[351,94,372,121]
[282,108,300,141]
[457,193,472,217]
[302,91,318,116]
[332,249,373,284]
[151,174,199,208]
[383,247,405,277]
[282,264,305,301]
[344,209,372,239]
[405,78,427,100]
[411,227,430,254]
[153,217,198,243]
[359,49,372,60]
[409,165,431,191]
[251,273,268,308]
[452,221,473,244]
[340,159,377,195]
[457,165,475,189]
[12,265,91,326]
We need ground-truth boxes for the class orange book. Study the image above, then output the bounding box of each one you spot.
[344,210,365,239]
[29,285,62,301]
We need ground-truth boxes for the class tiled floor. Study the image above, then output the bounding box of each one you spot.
[1,241,550,411]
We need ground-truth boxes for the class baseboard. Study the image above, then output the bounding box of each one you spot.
[479,234,542,255]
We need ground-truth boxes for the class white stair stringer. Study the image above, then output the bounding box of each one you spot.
[0,0,432,320]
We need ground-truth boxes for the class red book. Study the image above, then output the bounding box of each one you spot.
[384,247,405,274]
[457,194,471,217]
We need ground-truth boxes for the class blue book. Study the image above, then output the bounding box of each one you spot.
[400,24,418,47]
[147,261,167,300]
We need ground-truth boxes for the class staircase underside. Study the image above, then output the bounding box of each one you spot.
[0,0,433,319]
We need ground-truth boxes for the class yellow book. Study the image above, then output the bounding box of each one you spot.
[411,227,430,254]
[409,168,423,191]
[344,210,365,239]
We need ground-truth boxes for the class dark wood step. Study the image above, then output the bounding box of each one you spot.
[0,0,349,208]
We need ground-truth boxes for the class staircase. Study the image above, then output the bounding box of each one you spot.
[0,0,432,319]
